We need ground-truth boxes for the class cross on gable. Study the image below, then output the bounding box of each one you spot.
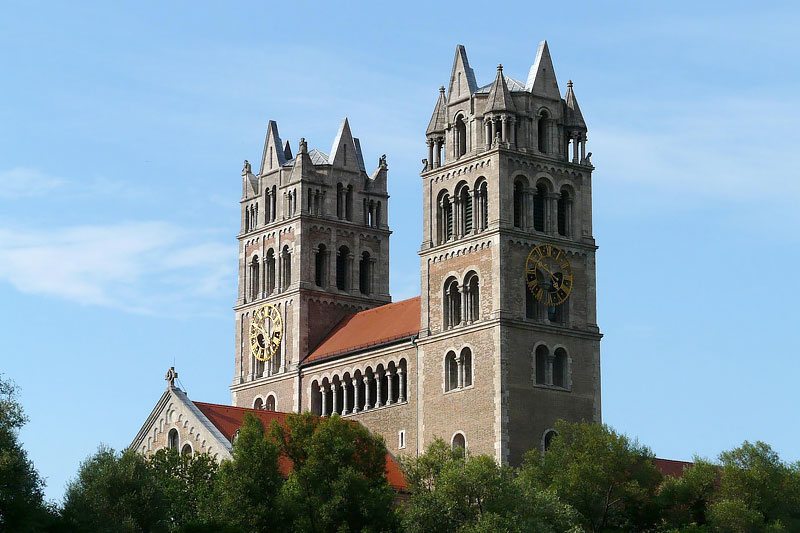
[165,367,178,389]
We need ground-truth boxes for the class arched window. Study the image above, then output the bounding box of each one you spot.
[337,183,344,219]
[553,348,567,388]
[181,443,192,456]
[345,185,353,221]
[557,189,571,237]
[266,395,276,411]
[533,183,547,232]
[167,429,179,450]
[461,347,473,387]
[271,185,277,221]
[535,345,548,385]
[443,277,461,329]
[437,191,454,244]
[315,244,327,287]
[452,433,466,456]
[281,246,291,290]
[455,115,467,158]
[538,111,549,153]
[265,189,271,223]
[543,430,558,452]
[253,397,263,410]
[266,249,276,294]
[359,252,372,295]
[311,380,321,416]
[464,272,479,323]
[336,246,350,291]
[513,178,527,228]
[376,202,382,228]
[249,256,260,299]
[458,184,472,235]
[475,179,488,231]
[445,351,458,392]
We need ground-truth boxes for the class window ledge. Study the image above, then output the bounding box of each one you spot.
[444,384,474,395]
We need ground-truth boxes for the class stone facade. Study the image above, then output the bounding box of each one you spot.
[224,41,601,464]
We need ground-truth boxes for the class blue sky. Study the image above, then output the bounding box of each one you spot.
[2,1,799,502]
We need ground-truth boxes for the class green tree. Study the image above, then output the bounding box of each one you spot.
[0,375,55,532]
[270,412,398,533]
[147,448,219,531]
[706,441,800,532]
[657,458,718,529]
[521,420,663,532]
[402,438,580,533]
[211,412,283,532]
[61,446,170,533]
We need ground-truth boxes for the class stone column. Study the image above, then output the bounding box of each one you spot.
[460,284,467,325]
[546,355,555,386]
[320,384,328,417]
[331,382,339,415]
[434,138,442,167]
[456,354,464,389]
[353,377,361,413]
[501,115,508,144]
[453,195,460,239]
[566,198,573,237]
[398,367,406,402]
[342,379,351,415]
[375,371,384,408]
[490,117,497,144]
[580,133,587,163]
[348,253,355,293]
[509,116,516,147]
[485,119,491,148]
[387,369,395,405]
[427,139,434,170]
[369,258,376,294]
[364,375,372,410]
[472,188,479,234]
[547,193,559,235]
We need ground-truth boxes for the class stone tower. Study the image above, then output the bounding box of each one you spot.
[231,119,392,411]
[417,42,601,464]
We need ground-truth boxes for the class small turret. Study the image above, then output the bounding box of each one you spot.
[425,86,447,170]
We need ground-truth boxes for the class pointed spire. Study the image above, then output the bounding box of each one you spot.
[483,63,516,114]
[283,140,293,161]
[447,44,478,98]
[329,118,360,171]
[564,80,586,129]
[426,86,447,134]
[259,120,287,174]
[526,41,561,100]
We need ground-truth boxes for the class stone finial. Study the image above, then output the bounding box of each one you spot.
[379,154,387,168]
[165,367,178,390]
[299,137,308,154]
[439,85,445,95]
[568,80,573,88]
[242,159,251,176]
[497,63,503,72]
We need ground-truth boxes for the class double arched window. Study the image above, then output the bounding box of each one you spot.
[444,347,473,392]
[249,256,260,299]
[534,345,569,388]
[443,277,461,329]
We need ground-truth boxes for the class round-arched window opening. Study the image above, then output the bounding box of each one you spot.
[254,397,264,410]
[543,430,558,452]
[167,428,179,450]
[266,395,276,411]
[181,443,192,456]
[452,432,466,457]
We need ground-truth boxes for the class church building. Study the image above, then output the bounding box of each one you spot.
[131,41,601,468]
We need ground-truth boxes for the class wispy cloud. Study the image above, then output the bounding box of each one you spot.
[0,167,65,198]
[0,222,234,315]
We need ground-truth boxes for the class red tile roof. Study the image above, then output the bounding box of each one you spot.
[654,458,693,478]
[193,402,406,491]
[304,297,420,364]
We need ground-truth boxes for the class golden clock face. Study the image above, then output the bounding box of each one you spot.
[249,304,283,362]
[525,244,574,306]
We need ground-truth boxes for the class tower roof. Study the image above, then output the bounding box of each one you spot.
[564,80,586,129]
[483,64,516,114]
[426,86,448,134]
[526,40,561,100]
